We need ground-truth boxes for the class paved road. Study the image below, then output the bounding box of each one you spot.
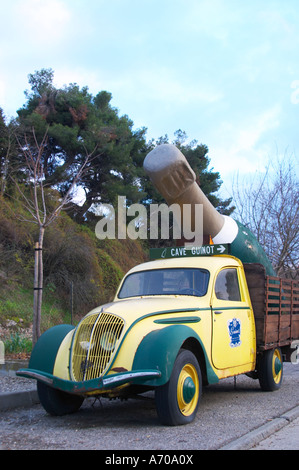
[0,363,298,450]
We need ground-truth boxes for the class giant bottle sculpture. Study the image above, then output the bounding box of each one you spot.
[143,144,276,276]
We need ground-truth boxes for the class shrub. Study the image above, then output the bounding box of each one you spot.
[4,332,32,354]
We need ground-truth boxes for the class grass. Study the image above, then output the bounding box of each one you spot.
[4,332,32,354]
[0,281,74,354]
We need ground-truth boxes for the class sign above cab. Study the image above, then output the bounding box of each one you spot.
[149,244,230,260]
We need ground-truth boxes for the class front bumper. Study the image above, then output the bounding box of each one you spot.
[16,368,161,395]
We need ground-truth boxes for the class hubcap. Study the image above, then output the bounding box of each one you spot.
[274,357,282,375]
[183,377,196,403]
[272,349,282,384]
[177,364,199,416]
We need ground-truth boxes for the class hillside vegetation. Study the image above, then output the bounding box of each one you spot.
[0,195,147,349]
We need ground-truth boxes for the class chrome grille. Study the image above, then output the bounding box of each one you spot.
[71,312,125,382]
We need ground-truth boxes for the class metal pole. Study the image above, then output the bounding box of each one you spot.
[33,242,39,345]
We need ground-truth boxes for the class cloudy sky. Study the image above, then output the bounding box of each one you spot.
[1,0,298,195]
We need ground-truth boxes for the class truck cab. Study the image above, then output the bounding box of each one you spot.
[110,254,256,381]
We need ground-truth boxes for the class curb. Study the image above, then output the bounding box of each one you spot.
[0,389,39,411]
[219,405,299,450]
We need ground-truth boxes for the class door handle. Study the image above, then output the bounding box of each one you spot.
[214,311,223,315]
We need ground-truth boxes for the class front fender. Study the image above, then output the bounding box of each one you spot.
[132,325,218,386]
[29,324,75,374]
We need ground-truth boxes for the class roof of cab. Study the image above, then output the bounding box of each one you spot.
[126,255,242,275]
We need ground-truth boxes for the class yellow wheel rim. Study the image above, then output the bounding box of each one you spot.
[272,349,282,384]
[177,363,199,416]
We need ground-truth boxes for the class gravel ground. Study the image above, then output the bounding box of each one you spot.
[0,375,37,393]
[0,358,34,393]
[1,363,299,450]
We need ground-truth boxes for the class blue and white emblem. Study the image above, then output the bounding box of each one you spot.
[227,318,241,348]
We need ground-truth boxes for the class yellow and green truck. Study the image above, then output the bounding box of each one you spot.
[17,245,299,425]
[17,144,299,425]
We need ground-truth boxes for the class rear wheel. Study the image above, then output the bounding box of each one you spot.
[258,347,283,391]
[155,349,202,425]
[37,381,84,416]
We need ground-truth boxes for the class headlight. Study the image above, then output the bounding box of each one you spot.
[79,340,93,351]
[100,331,118,352]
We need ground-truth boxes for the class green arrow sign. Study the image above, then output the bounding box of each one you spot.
[149,244,230,260]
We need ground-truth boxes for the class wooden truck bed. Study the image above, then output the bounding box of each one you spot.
[244,263,299,355]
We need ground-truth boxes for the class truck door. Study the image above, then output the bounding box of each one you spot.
[211,267,254,370]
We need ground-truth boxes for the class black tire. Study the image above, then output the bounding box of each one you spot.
[155,349,202,426]
[258,347,283,391]
[37,381,84,416]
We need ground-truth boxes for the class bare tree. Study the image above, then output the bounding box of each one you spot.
[0,117,15,196]
[232,153,299,279]
[12,128,96,344]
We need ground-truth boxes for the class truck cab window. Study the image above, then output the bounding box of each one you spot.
[118,268,210,298]
[215,268,241,301]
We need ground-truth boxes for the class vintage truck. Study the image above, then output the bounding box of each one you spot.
[17,143,299,425]
[17,245,299,425]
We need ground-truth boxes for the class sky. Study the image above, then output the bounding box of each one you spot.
[1,0,298,198]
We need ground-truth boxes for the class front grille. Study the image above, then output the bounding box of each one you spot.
[71,312,125,382]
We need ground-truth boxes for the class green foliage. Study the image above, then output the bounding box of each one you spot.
[0,279,70,334]
[97,237,147,273]
[96,249,124,300]
[42,212,103,313]
[4,332,32,354]
[16,71,148,220]
[25,68,55,99]
[0,299,21,316]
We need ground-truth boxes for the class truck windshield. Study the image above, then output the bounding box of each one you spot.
[118,268,210,299]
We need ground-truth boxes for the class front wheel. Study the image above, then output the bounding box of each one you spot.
[155,349,202,426]
[258,347,283,391]
[37,381,84,416]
